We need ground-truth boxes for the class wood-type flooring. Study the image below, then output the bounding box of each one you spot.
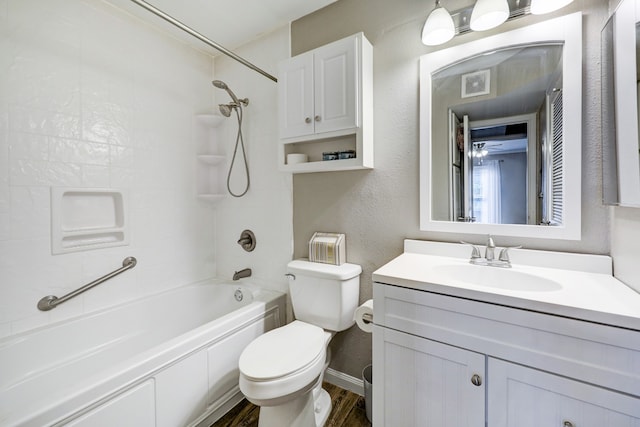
[211,382,371,427]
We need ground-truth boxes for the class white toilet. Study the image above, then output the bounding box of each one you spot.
[238,259,362,427]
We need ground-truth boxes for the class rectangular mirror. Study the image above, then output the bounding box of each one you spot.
[602,0,640,207]
[420,13,582,240]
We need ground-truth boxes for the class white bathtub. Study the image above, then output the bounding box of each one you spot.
[0,280,285,427]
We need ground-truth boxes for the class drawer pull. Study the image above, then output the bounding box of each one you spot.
[470,374,482,386]
[563,422,574,427]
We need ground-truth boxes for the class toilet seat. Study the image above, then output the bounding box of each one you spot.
[240,321,326,381]
[239,321,328,404]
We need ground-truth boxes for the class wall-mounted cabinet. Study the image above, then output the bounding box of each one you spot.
[277,32,373,173]
[194,114,225,202]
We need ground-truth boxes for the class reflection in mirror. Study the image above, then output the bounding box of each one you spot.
[431,44,562,226]
[420,13,582,240]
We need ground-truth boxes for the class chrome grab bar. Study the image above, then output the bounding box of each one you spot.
[37,257,137,311]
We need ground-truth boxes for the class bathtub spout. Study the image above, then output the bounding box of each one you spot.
[233,268,252,281]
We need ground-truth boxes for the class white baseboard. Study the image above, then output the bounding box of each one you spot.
[324,367,365,396]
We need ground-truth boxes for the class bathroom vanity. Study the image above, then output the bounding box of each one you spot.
[372,240,640,427]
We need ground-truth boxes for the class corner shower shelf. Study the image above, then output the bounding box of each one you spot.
[195,114,226,203]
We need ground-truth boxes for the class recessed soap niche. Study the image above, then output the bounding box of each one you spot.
[51,188,129,254]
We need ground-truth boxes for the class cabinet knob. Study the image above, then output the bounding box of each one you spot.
[470,374,482,386]
[563,422,574,427]
[315,115,321,122]
[305,117,311,124]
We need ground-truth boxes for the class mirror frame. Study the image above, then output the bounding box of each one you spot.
[602,0,640,206]
[419,12,582,240]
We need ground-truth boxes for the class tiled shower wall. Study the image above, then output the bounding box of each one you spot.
[0,0,217,337]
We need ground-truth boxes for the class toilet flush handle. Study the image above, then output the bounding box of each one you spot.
[285,273,296,280]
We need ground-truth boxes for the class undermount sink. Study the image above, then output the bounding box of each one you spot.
[432,264,563,292]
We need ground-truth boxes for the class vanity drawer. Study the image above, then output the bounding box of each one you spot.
[373,282,640,397]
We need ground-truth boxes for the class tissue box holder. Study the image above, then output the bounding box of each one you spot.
[309,232,346,265]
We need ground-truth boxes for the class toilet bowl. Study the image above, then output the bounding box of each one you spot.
[238,260,361,427]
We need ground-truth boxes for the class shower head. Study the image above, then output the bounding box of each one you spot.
[218,103,233,117]
[212,80,240,105]
[212,80,249,109]
[212,79,230,90]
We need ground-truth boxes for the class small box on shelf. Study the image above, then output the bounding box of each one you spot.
[309,232,346,265]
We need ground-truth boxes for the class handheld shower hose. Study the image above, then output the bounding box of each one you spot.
[212,80,250,198]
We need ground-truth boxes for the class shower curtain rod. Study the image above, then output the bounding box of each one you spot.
[128,0,278,82]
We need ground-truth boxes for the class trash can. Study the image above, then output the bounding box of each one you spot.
[362,364,373,423]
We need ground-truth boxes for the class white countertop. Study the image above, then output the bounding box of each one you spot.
[372,240,640,331]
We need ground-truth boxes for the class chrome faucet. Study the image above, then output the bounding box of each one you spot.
[485,235,496,262]
[232,268,252,281]
[462,235,520,268]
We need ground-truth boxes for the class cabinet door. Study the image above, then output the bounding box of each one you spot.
[278,52,314,139]
[313,36,358,134]
[373,326,485,427]
[489,358,640,427]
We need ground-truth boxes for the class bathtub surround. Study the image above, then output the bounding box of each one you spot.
[0,0,294,339]
[291,0,610,380]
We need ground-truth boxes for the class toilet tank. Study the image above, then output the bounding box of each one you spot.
[287,259,361,332]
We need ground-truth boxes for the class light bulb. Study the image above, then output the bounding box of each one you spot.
[530,0,574,15]
[421,3,455,46]
[470,0,509,31]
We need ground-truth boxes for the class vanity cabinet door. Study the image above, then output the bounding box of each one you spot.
[488,358,640,426]
[373,326,485,427]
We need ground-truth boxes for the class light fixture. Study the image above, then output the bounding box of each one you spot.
[472,142,489,164]
[420,0,570,46]
[470,0,509,31]
[530,0,574,15]
[421,0,455,46]
[472,143,489,158]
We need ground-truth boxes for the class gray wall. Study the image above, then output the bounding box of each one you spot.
[292,0,610,379]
